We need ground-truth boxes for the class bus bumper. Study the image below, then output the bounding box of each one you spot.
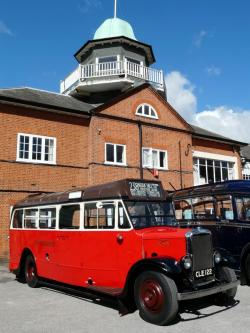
[177,280,240,301]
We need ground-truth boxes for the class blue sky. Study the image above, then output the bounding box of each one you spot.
[0,0,250,141]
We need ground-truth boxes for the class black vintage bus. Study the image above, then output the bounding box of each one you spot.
[171,180,250,284]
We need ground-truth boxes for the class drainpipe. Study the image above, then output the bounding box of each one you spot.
[179,141,183,189]
[138,122,143,179]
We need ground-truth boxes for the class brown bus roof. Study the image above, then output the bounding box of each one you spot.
[14,179,167,208]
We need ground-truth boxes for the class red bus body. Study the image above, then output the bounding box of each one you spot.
[10,227,187,292]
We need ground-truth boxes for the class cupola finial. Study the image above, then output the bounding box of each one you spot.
[114,0,117,18]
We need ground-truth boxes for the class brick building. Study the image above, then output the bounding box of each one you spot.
[0,16,246,261]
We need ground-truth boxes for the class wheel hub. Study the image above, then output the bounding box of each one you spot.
[140,279,164,313]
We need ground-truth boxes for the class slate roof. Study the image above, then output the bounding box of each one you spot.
[0,87,94,115]
[241,145,250,160]
[191,124,247,146]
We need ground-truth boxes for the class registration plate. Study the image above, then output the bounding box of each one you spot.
[194,268,214,279]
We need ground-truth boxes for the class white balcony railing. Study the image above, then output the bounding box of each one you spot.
[60,60,164,94]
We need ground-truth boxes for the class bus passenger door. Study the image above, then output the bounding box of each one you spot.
[82,201,120,290]
[215,195,240,270]
[115,202,142,289]
[53,204,84,285]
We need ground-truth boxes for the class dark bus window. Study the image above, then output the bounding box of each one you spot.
[59,205,80,229]
[174,199,193,220]
[84,202,115,229]
[235,197,250,221]
[216,196,234,221]
[39,208,56,229]
[118,203,130,229]
[24,209,38,229]
[13,210,23,228]
[192,197,215,220]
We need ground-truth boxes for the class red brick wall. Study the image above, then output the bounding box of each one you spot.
[0,104,90,260]
[88,116,194,191]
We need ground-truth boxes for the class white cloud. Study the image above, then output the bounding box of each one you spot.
[165,71,197,121]
[205,66,222,77]
[78,0,102,13]
[165,71,250,143]
[0,20,13,36]
[194,107,250,143]
[193,30,207,48]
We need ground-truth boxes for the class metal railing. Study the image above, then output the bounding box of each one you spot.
[60,60,164,94]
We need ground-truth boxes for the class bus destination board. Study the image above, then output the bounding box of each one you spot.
[128,181,162,198]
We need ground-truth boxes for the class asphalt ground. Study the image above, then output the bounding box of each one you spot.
[0,263,250,333]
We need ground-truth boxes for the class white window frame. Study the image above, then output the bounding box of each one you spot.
[193,151,238,186]
[142,147,168,170]
[10,200,133,232]
[105,143,127,166]
[136,104,158,119]
[242,161,250,179]
[16,133,56,164]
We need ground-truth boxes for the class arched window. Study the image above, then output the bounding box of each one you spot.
[135,104,158,119]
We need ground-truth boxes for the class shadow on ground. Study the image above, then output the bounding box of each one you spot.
[27,278,240,326]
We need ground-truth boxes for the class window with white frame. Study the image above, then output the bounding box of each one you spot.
[105,143,126,166]
[17,133,56,164]
[142,148,168,170]
[136,104,158,119]
[242,162,250,180]
[193,157,235,185]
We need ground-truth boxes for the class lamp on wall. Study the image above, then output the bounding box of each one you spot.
[185,144,192,156]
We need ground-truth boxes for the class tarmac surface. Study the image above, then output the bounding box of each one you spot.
[0,263,250,333]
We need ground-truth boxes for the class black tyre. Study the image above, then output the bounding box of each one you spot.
[24,254,39,288]
[244,254,250,283]
[215,266,237,304]
[134,271,178,325]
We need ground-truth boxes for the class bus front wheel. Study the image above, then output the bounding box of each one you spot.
[24,254,39,288]
[134,271,178,325]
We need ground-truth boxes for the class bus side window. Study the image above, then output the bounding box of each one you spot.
[98,205,115,229]
[192,196,215,220]
[84,203,115,229]
[236,197,250,221]
[12,210,23,228]
[118,203,130,229]
[39,208,56,229]
[84,203,98,229]
[174,199,192,220]
[24,209,38,229]
[59,205,80,229]
[216,196,234,221]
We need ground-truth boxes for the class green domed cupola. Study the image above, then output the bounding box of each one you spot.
[60,4,164,101]
[94,17,136,40]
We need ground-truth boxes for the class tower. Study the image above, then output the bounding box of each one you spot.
[60,6,164,103]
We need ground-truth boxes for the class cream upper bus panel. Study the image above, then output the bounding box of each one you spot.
[11,200,132,231]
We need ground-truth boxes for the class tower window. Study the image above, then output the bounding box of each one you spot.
[98,56,118,64]
[136,104,158,119]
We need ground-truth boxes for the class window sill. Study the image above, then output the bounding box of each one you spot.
[104,162,127,167]
[16,159,56,166]
[143,166,168,171]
